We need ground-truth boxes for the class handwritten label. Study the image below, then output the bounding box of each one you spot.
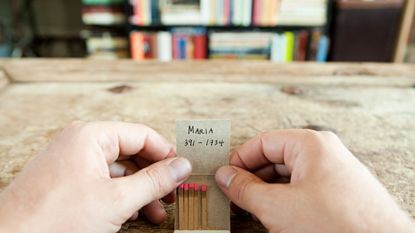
[176,120,230,175]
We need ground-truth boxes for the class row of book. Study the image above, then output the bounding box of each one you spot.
[210,31,328,62]
[129,29,329,62]
[131,0,327,26]
[84,31,129,59]
[81,0,129,58]
[81,0,126,25]
[130,28,207,61]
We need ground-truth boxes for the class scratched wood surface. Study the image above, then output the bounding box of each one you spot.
[0,59,415,232]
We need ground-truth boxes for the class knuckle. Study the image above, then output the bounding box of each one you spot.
[75,122,101,138]
[65,120,85,131]
[235,176,255,204]
[320,130,339,140]
[144,167,165,197]
[302,129,321,140]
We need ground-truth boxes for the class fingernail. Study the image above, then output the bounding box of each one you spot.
[216,166,238,189]
[168,158,192,182]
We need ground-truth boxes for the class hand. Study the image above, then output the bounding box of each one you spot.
[215,129,415,233]
[0,121,192,233]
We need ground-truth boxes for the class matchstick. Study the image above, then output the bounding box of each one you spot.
[201,184,207,229]
[189,183,195,229]
[178,184,184,230]
[194,183,200,229]
[184,183,189,229]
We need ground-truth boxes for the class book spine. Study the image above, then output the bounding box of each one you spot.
[270,0,278,25]
[142,33,153,59]
[216,0,223,25]
[157,32,172,61]
[201,0,211,25]
[130,32,144,60]
[172,34,179,59]
[146,0,152,25]
[270,34,278,62]
[210,0,217,25]
[224,0,231,25]
[284,31,294,62]
[231,0,239,25]
[243,0,252,26]
[133,0,142,25]
[253,0,261,26]
[178,36,187,60]
[194,34,207,59]
[297,31,309,61]
[151,0,160,25]
[317,35,329,62]
[186,36,194,60]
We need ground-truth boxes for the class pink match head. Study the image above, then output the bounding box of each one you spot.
[189,183,195,189]
[179,184,184,189]
[194,184,199,191]
[184,183,189,190]
[201,184,207,192]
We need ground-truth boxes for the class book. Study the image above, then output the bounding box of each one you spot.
[130,31,144,60]
[209,32,272,60]
[157,32,173,61]
[86,32,128,59]
[82,6,126,25]
[284,32,294,62]
[242,0,253,26]
[316,35,329,62]
[130,28,207,61]
[160,0,202,25]
[82,0,125,5]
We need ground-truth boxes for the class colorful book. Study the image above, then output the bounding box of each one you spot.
[284,32,295,62]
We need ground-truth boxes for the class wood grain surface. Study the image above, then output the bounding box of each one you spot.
[0,59,414,232]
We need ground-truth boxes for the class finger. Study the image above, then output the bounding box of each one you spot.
[274,164,291,177]
[253,164,281,182]
[109,160,138,178]
[113,157,191,215]
[161,191,175,204]
[134,156,176,204]
[230,129,326,173]
[215,165,289,217]
[129,212,139,221]
[141,200,167,225]
[72,121,175,164]
[231,202,246,215]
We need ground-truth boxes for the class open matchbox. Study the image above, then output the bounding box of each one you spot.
[174,120,231,233]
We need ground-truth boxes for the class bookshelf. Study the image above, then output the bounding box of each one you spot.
[81,0,130,59]
[81,0,331,62]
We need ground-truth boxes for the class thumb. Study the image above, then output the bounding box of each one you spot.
[215,165,288,218]
[113,157,192,213]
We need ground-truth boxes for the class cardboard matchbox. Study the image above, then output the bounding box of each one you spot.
[175,120,231,233]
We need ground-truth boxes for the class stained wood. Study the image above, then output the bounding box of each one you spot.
[394,0,415,63]
[0,59,414,233]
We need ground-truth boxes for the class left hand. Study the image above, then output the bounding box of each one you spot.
[0,121,192,233]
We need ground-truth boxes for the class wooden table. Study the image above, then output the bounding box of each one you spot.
[0,59,415,232]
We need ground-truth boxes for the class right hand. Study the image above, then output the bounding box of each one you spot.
[215,129,415,233]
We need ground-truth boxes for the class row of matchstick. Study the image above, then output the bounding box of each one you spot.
[177,183,208,230]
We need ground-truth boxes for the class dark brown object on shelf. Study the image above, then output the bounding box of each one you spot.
[330,0,405,62]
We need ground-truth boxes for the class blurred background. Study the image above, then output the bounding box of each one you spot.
[0,0,414,63]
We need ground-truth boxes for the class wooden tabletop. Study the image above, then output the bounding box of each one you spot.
[0,59,415,232]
